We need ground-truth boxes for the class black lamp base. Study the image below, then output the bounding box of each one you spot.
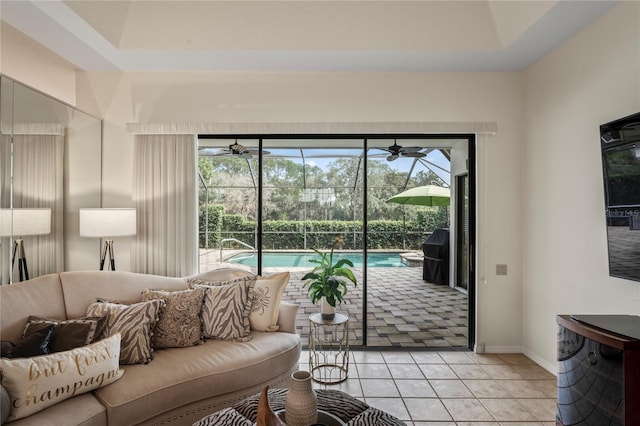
[11,239,29,281]
[100,240,116,271]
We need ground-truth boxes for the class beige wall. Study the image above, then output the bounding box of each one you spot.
[0,22,76,105]
[523,1,640,371]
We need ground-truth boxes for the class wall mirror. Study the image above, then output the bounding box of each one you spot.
[0,75,102,284]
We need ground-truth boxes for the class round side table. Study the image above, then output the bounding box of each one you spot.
[308,312,349,384]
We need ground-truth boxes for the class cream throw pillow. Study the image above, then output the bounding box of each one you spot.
[0,334,123,422]
[250,272,290,331]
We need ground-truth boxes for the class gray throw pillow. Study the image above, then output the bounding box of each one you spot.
[189,277,255,342]
[87,299,165,364]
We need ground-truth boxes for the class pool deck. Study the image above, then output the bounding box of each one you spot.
[200,249,468,349]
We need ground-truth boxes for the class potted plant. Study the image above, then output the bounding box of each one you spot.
[302,248,357,320]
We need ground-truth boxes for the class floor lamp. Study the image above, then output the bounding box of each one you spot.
[0,208,52,282]
[79,208,137,271]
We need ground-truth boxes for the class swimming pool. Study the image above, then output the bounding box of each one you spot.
[226,251,406,268]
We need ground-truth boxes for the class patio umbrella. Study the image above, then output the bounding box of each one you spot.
[387,185,450,207]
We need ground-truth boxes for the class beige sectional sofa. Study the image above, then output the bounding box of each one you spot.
[0,269,301,426]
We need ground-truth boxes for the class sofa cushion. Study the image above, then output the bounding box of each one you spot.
[1,392,107,426]
[141,287,205,348]
[0,334,123,422]
[60,271,187,319]
[249,272,290,332]
[93,331,301,426]
[22,316,107,353]
[87,299,165,365]
[0,274,66,343]
[190,277,256,342]
[187,267,255,283]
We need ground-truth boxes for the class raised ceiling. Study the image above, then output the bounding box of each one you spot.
[1,0,617,72]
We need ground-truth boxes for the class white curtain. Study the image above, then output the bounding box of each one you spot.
[1,132,64,282]
[132,134,197,277]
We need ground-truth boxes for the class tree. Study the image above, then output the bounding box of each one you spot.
[198,149,450,229]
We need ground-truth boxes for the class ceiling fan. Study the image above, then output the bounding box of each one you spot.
[385,141,426,161]
[199,141,269,157]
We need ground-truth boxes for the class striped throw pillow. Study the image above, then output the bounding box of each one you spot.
[87,299,165,364]
[189,277,255,342]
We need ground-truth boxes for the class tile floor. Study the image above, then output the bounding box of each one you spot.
[299,350,557,426]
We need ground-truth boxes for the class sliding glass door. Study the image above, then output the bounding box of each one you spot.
[197,135,474,350]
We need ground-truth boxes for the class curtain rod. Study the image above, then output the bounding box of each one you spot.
[126,121,498,136]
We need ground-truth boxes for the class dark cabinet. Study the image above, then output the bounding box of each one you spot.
[556,315,640,425]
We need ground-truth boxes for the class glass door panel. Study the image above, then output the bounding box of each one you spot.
[365,139,460,348]
[197,138,259,273]
[261,139,365,348]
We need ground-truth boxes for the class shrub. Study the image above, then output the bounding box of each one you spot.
[200,205,447,250]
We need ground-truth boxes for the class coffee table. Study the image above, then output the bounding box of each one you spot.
[267,409,345,426]
[194,388,406,426]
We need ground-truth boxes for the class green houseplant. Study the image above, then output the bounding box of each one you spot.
[302,248,357,320]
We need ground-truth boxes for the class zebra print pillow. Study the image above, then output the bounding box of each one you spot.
[189,277,255,342]
[192,408,252,426]
[87,299,165,364]
[346,407,407,425]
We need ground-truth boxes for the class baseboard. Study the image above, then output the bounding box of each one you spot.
[481,345,523,354]
[522,347,558,376]
[479,345,558,376]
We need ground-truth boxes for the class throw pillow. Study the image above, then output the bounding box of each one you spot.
[141,288,205,348]
[22,316,107,353]
[249,272,290,332]
[5,325,55,359]
[1,341,16,358]
[0,334,123,422]
[189,276,255,342]
[86,299,165,365]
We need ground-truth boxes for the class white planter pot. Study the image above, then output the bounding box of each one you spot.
[321,298,335,320]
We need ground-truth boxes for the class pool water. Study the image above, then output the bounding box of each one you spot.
[226,252,406,268]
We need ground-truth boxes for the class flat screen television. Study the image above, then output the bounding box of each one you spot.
[600,112,640,282]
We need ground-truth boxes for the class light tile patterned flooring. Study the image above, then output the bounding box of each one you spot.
[299,350,557,426]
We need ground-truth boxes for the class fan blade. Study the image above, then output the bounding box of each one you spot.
[199,148,232,156]
[399,146,422,153]
[402,151,426,158]
[387,154,399,161]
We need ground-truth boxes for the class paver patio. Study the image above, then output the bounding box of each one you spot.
[201,250,469,349]
[270,266,469,349]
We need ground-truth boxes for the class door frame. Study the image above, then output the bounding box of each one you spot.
[198,133,477,350]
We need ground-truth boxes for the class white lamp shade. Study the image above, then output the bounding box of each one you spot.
[0,208,51,237]
[79,208,137,238]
